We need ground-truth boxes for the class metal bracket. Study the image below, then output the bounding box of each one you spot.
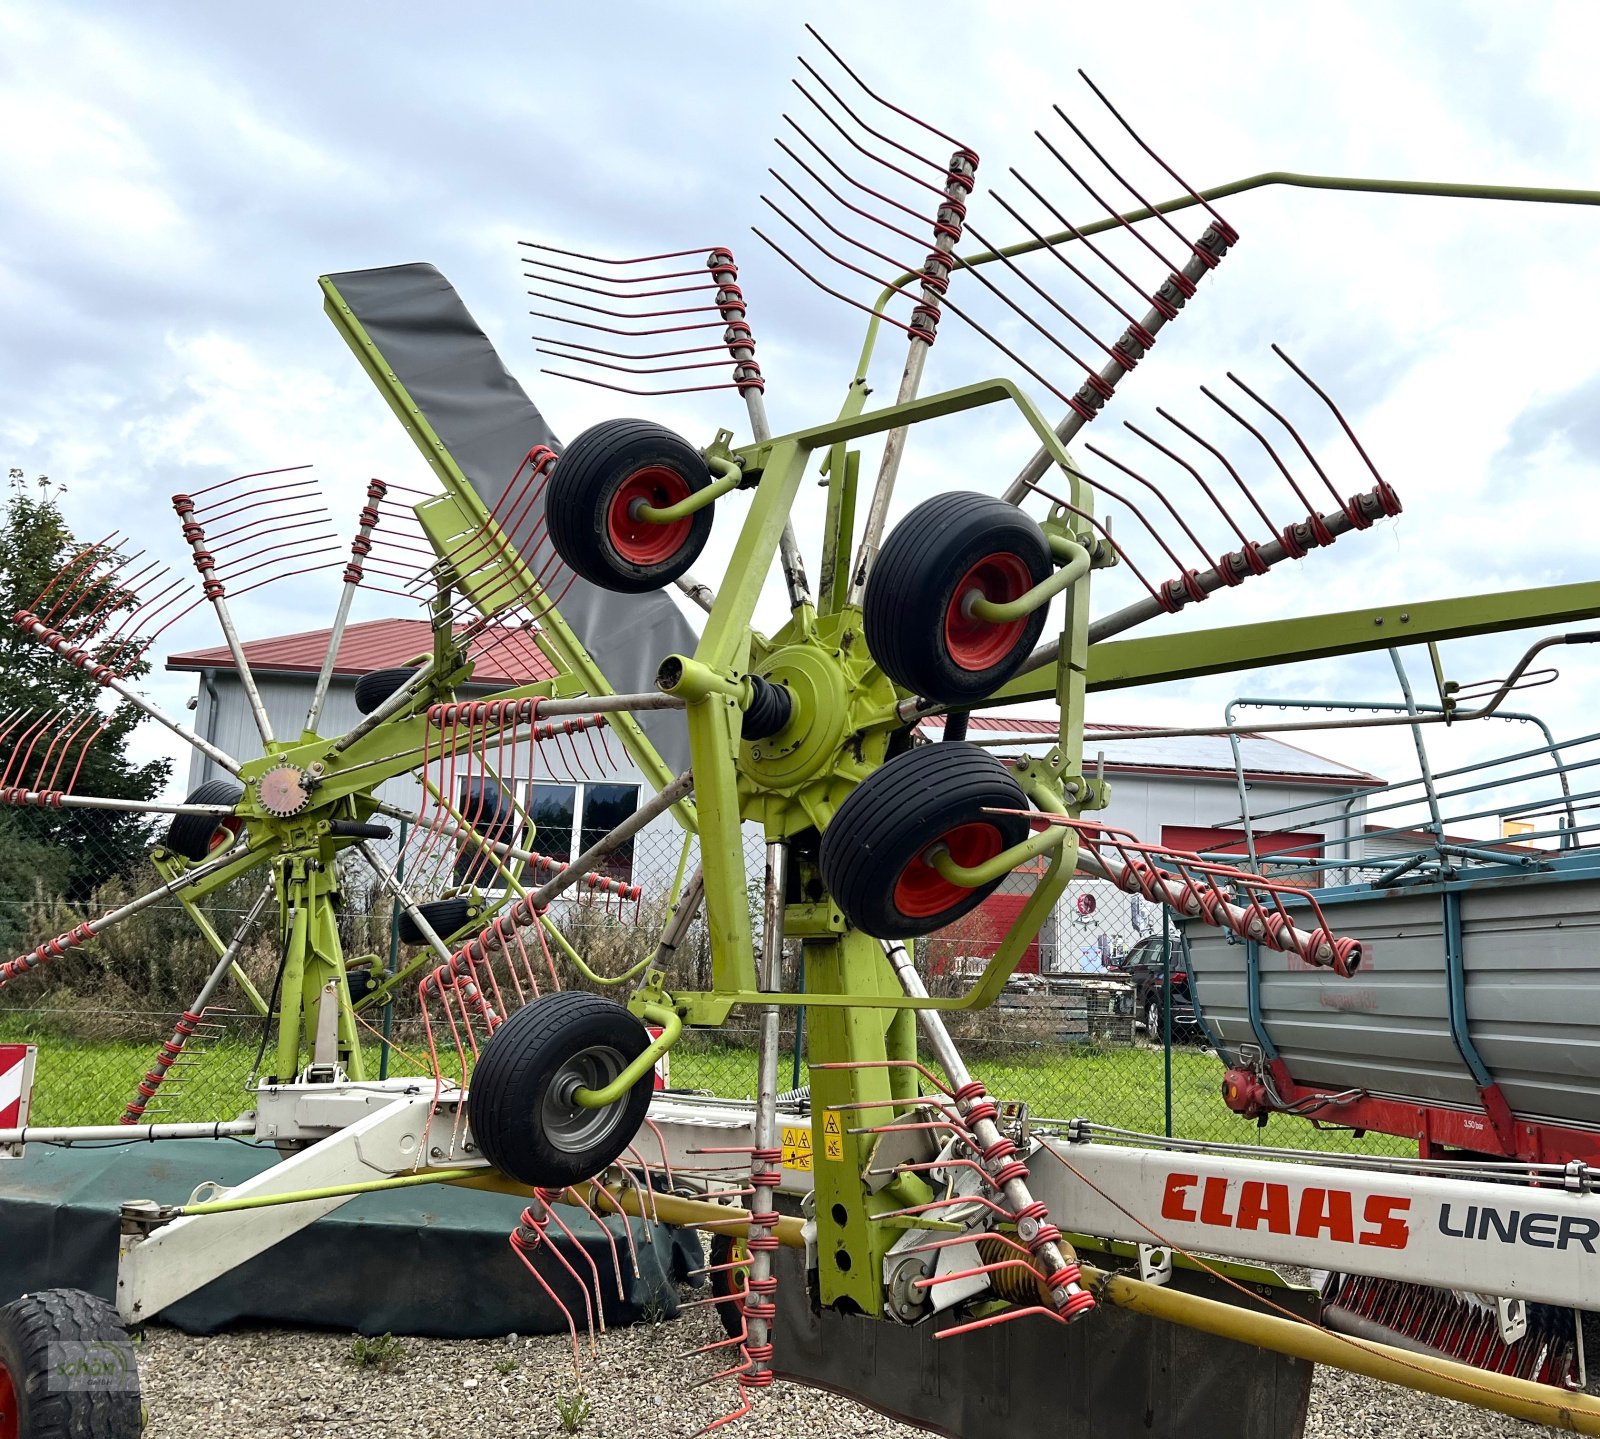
[1496,1296,1529,1346]
[1138,1243,1173,1287]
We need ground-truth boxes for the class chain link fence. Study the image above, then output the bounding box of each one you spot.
[0,812,1418,1157]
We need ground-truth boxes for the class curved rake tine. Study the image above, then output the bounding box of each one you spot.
[1082,443,1221,572]
[1076,69,1238,244]
[1226,370,1347,511]
[1201,385,1322,519]
[803,24,967,151]
[1005,166,1166,318]
[1272,344,1402,510]
[1154,406,1280,534]
[1121,422,1258,551]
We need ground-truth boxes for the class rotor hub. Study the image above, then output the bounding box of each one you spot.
[257,763,313,818]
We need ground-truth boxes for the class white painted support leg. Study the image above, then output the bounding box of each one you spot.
[116,1091,478,1324]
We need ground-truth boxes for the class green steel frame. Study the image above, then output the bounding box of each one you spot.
[143,166,1600,1314]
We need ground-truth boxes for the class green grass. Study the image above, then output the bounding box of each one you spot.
[0,1020,1410,1157]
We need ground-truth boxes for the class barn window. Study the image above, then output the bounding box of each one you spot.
[525,781,640,884]
[453,777,519,886]
[580,783,639,883]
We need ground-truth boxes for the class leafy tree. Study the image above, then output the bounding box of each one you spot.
[0,469,171,935]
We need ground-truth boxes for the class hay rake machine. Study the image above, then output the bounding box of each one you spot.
[8,24,1600,1439]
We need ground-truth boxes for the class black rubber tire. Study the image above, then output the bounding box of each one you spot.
[353,666,419,717]
[708,1233,750,1340]
[397,896,480,946]
[544,419,715,593]
[1146,995,1162,1040]
[864,491,1053,704]
[819,742,1031,939]
[469,991,655,1187]
[163,778,245,862]
[0,1287,141,1439]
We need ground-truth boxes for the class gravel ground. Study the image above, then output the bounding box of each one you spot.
[135,1305,1569,1439]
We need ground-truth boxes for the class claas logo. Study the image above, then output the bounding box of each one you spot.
[1160,1172,1410,1250]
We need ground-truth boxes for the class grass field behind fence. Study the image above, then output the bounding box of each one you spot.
[0,1014,1407,1157]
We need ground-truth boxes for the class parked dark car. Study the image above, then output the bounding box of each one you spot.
[1109,933,1201,1041]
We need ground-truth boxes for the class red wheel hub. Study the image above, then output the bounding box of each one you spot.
[0,1357,19,1439]
[893,821,1005,920]
[606,466,693,566]
[943,551,1032,671]
[207,816,243,854]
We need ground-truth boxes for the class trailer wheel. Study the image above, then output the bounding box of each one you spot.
[545,419,715,593]
[353,666,420,716]
[819,743,1031,938]
[163,778,245,861]
[469,992,655,1187]
[0,1288,141,1439]
[864,492,1052,704]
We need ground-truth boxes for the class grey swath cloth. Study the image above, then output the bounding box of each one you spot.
[326,262,695,773]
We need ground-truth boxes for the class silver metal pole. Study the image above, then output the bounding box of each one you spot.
[327,657,437,755]
[1,793,237,817]
[306,482,385,733]
[880,937,1091,1315]
[357,842,456,966]
[674,572,716,615]
[526,772,693,909]
[743,841,789,1374]
[0,1119,258,1145]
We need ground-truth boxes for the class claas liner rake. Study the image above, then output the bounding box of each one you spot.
[9,24,1600,1439]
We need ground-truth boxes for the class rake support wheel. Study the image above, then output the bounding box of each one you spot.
[397,896,481,947]
[865,492,1053,705]
[819,742,1032,938]
[545,419,715,593]
[352,666,420,716]
[468,991,655,1187]
[162,778,245,862]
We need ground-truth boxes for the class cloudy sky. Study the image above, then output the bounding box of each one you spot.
[4,0,1599,841]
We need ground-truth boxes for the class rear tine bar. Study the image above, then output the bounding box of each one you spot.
[11,611,241,775]
[1200,384,1326,538]
[306,479,386,733]
[171,493,275,747]
[1272,344,1403,520]
[1081,442,1221,573]
[704,248,810,609]
[1020,480,1400,669]
[1119,422,1260,555]
[1226,370,1348,511]
[1000,215,1234,504]
[1155,406,1280,535]
[845,144,980,607]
